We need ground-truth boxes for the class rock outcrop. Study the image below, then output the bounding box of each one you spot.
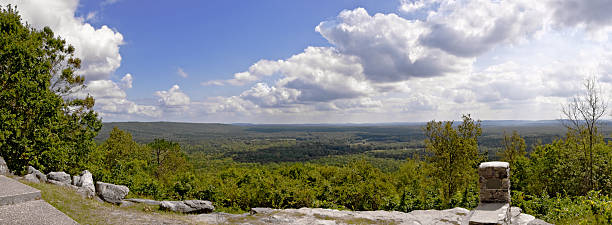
[76,170,95,198]
[160,200,214,214]
[193,207,549,225]
[125,198,161,206]
[71,175,80,186]
[27,166,47,183]
[23,174,40,183]
[47,172,71,185]
[95,182,129,204]
[0,156,9,175]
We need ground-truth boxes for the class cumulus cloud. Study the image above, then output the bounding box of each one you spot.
[3,0,174,120]
[239,83,300,107]
[120,73,133,89]
[549,0,612,30]
[197,0,612,122]
[219,47,375,106]
[419,0,546,57]
[399,0,438,13]
[79,79,161,118]
[316,8,471,82]
[12,0,612,122]
[155,85,191,108]
[332,98,383,111]
[5,0,124,81]
[217,7,473,87]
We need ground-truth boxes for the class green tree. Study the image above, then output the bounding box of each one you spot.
[500,131,526,164]
[499,131,529,191]
[424,114,482,207]
[526,139,583,195]
[0,5,100,173]
[90,127,161,197]
[147,138,188,182]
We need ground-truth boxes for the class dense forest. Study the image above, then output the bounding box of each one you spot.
[1,5,612,225]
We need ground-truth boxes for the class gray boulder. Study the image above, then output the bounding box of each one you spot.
[72,175,80,186]
[95,181,129,204]
[250,207,274,215]
[527,219,553,225]
[77,170,95,197]
[125,198,161,206]
[510,207,552,225]
[23,174,40,183]
[48,179,70,186]
[0,156,9,175]
[47,171,71,184]
[160,200,214,214]
[27,166,47,183]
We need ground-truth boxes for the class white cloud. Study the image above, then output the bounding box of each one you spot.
[78,79,161,118]
[316,8,471,82]
[12,0,612,122]
[177,67,188,78]
[399,0,437,13]
[155,85,191,108]
[120,73,132,89]
[549,0,612,31]
[419,0,547,57]
[4,0,124,81]
[221,47,374,105]
[194,0,612,122]
[239,83,300,107]
[201,80,226,86]
[2,0,174,121]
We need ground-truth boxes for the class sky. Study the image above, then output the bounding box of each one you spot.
[3,0,612,123]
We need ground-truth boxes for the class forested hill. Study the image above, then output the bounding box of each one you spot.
[95,120,607,148]
[95,122,246,143]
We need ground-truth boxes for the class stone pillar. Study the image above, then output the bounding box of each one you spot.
[469,161,511,225]
[478,161,510,203]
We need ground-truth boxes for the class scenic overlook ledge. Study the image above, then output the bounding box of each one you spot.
[1,0,612,224]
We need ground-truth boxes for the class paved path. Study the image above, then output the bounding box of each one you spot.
[0,175,78,224]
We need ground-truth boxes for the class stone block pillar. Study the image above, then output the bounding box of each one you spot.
[469,161,511,225]
[478,161,510,203]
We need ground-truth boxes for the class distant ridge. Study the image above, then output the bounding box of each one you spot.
[101,119,609,127]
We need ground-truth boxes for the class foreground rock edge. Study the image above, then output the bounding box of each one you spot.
[192,207,551,225]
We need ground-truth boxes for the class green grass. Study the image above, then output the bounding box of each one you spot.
[21,181,194,224]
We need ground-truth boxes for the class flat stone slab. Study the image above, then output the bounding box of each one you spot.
[0,175,41,206]
[469,203,510,225]
[125,198,161,206]
[0,199,78,225]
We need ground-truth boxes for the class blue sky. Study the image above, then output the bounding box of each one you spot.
[80,0,398,100]
[4,0,612,123]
